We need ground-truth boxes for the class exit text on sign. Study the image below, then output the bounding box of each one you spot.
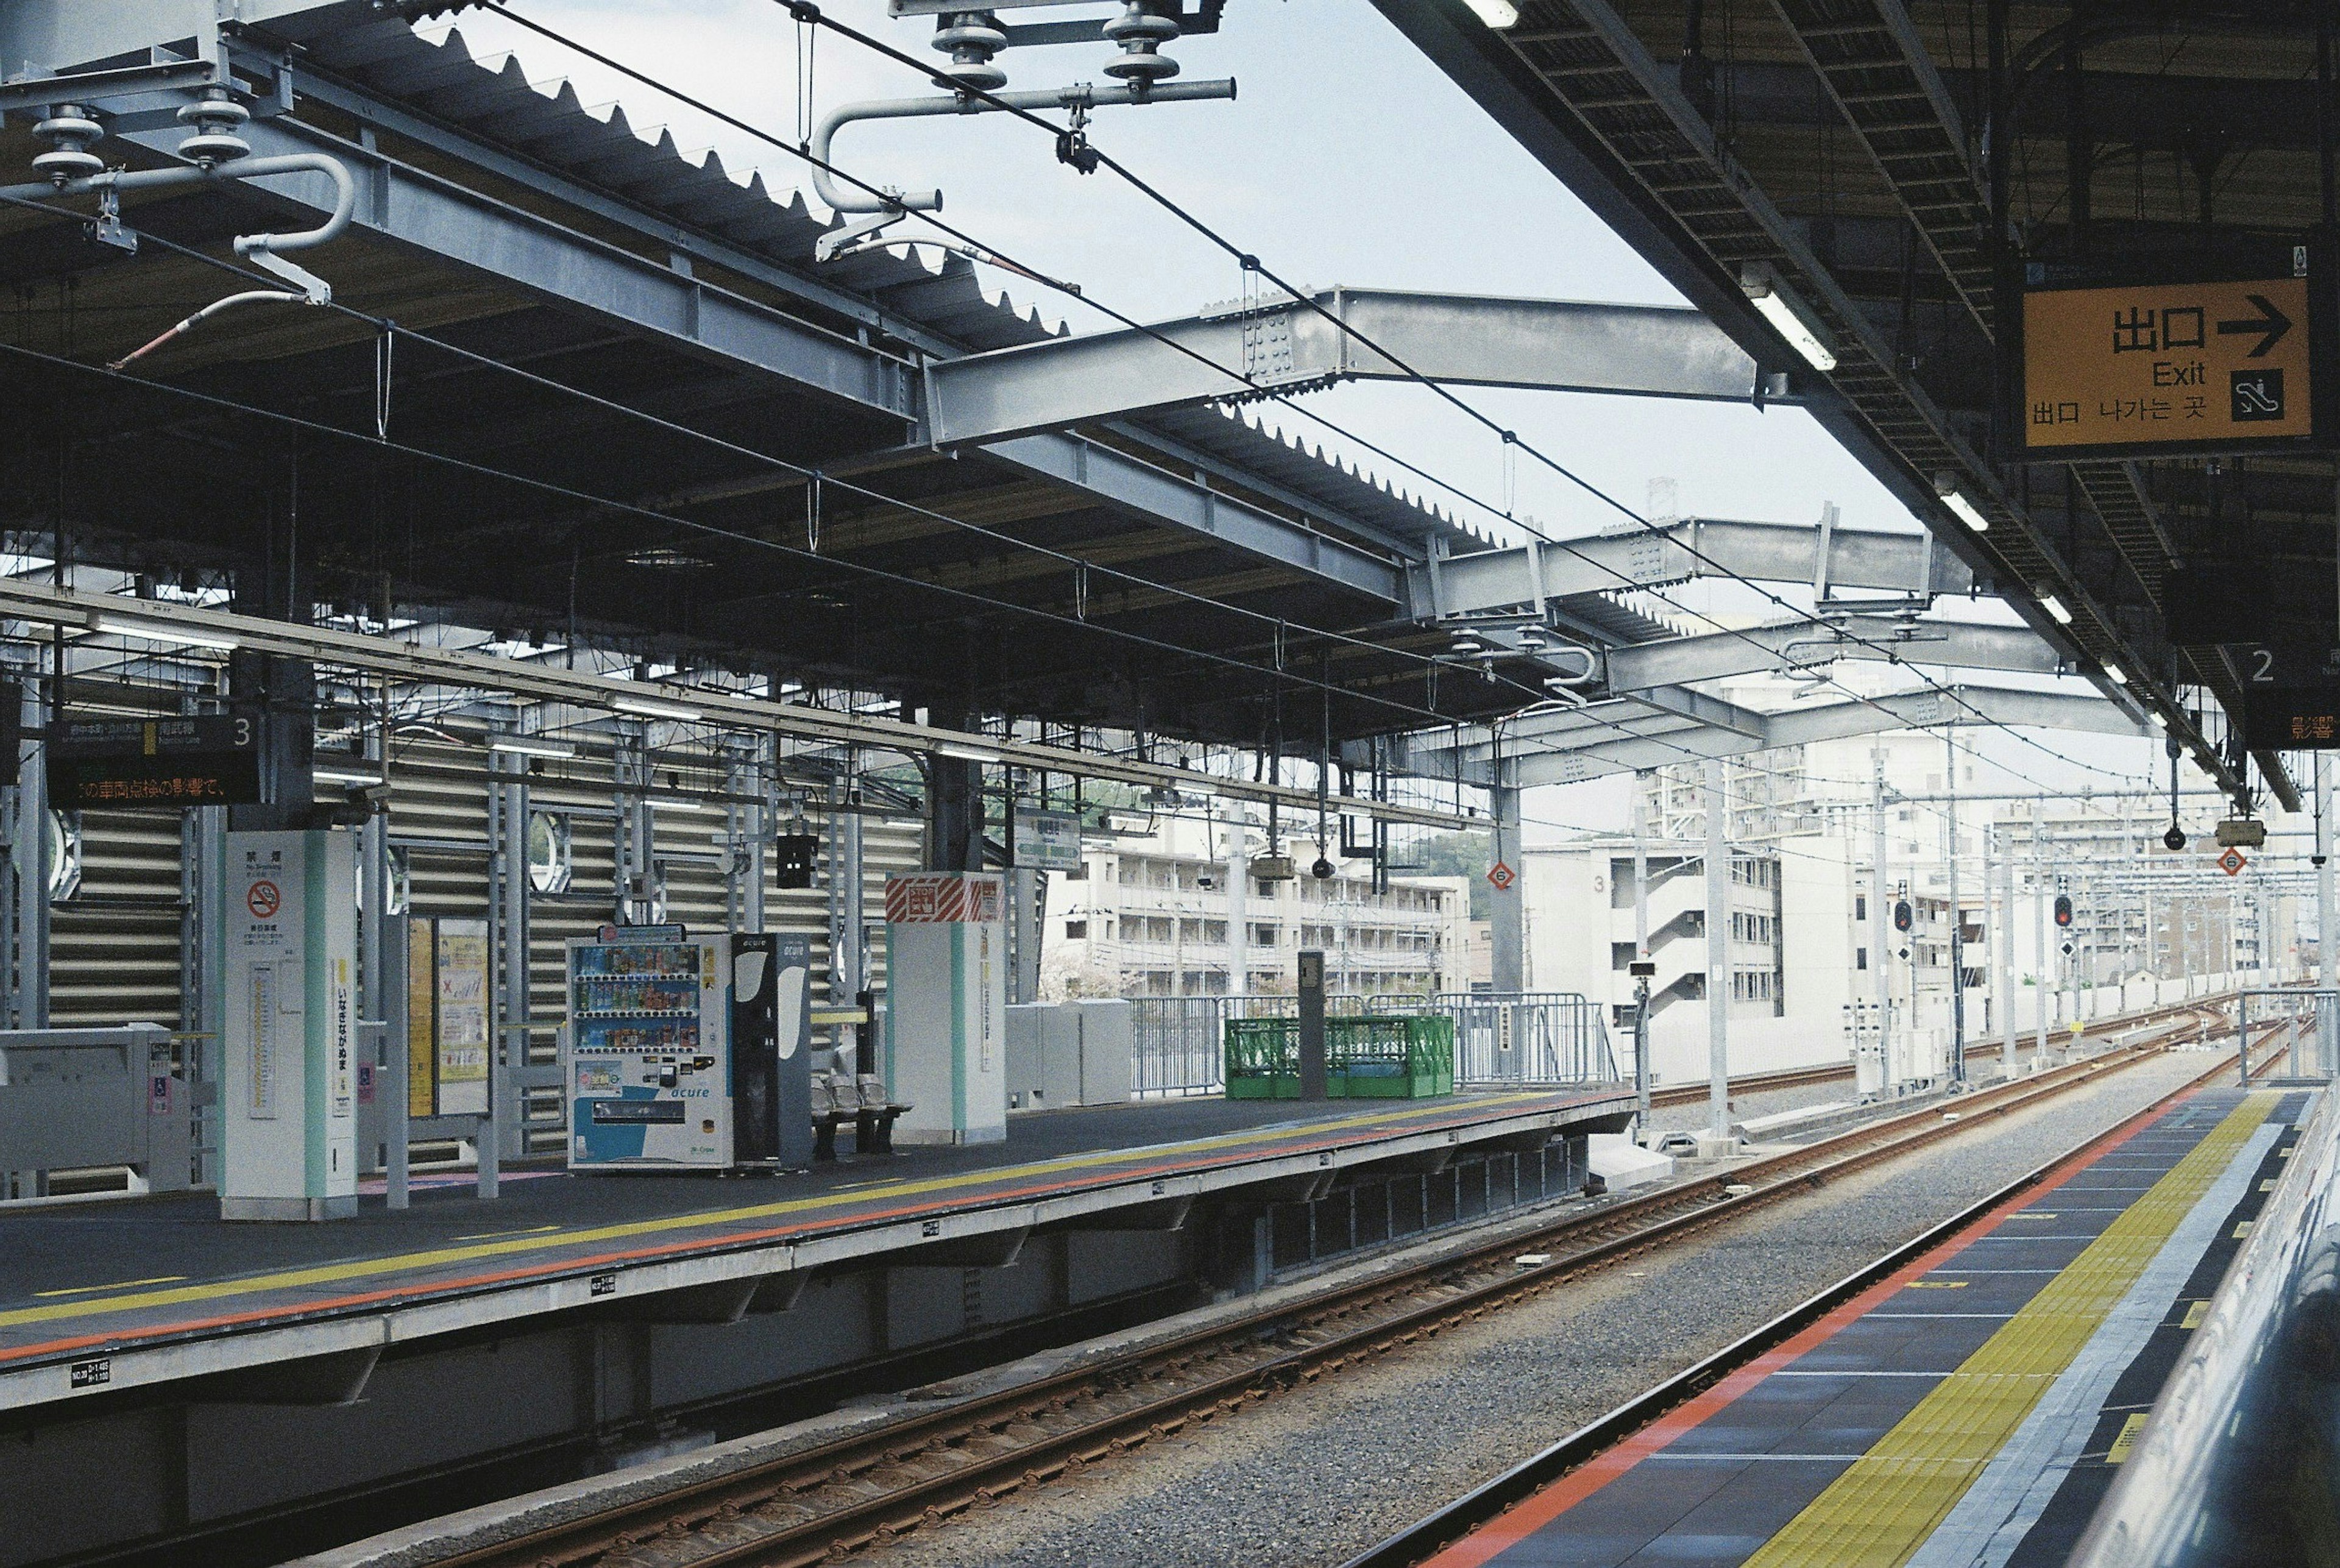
[2022,275,2312,450]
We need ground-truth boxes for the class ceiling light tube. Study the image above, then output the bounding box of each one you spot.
[311,766,387,786]
[650,795,713,812]
[1462,0,1519,26]
[612,694,704,722]
[938,742,1001,764]
[2102,662,2127,685]
[488,736,577,760]
[2149,710,2169,729]
[2038,594,2074,625]
[1932,473,1990,533]
[1738,262,1837,372]
[90,614,241,651]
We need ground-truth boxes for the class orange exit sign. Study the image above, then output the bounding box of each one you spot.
[2021,272,2319,455]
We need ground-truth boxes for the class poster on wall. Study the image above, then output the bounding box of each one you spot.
[406,921,436,1118]
[435,919,491,1115]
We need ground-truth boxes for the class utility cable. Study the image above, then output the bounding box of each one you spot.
[475,1,2157,800]
[711,0,2160,782]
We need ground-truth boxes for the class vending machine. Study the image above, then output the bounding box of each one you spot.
[564,926,810,1171]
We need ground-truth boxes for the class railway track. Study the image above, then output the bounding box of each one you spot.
[1647,994,2235,1109]
[414,1002,2248,1568]
[1338,1012,2302,1568]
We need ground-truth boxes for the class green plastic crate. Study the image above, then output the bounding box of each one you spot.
[1222,1013,1453,1099]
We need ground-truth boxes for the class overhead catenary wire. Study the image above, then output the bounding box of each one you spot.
[467,1,2164,804]
[442,9,2152,823]
[0,198,1937,811]
[0,35,2144,811]
[676,0,2177,782]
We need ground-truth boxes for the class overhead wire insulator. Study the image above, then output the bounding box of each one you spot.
[175,91,252,168]
[30,108,103,185]
[1102,1,1182,85]
[932,12,1009,94]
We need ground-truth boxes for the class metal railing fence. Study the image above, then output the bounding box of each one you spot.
[1432,992,1620,1085]
[1128,990,1618,1098]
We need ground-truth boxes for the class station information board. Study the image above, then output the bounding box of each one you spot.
[2022,264,2322,457]
[2241,683,2340,749]
[1012,807,1083,871]
[44,714,262,807]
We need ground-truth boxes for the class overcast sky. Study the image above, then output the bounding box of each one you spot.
[441,0,2243,842]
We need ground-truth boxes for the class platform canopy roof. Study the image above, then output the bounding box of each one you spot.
[1377,0,2340,811]
[0,0,2141,793]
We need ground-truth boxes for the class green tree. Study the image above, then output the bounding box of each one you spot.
[1412,830,1494,919]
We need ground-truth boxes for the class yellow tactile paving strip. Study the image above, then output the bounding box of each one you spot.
[1740,1093,2274,1568]
[0,1091,1560,1344]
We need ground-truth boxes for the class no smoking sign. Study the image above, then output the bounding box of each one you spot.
[246,878,281,920]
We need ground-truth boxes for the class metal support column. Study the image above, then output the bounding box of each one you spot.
[828,769,867,1074]
[1705,757,1729,1139]
[2001,828,2017,1076]
[180,800,225,1187]
[2036,814,2050,1058]
[1871,751,1890,1082]
[2320,754,2335,992]
[362,804,404,1208]
[1297,948,1328,1100]
[727,740,767,933]
[7,676,49,1030]
[1489,783,1524,992]
[484,744,530,1199]
[1946,733,1965,1082]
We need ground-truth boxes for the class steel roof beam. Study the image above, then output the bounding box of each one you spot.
[1603,616,2065,692]
[91,114,1402,606]
[1383,683,2140,787]
[924,288,1776,448]
[116,112,920,423]
[1413,516,1973,620]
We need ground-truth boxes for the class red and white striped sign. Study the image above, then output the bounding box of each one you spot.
[885,873,1005,924]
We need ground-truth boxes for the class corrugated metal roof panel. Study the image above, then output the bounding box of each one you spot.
[274,15,1473,547]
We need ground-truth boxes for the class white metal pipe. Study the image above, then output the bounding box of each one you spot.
[809,78,1236,215]
[0,152,356,257]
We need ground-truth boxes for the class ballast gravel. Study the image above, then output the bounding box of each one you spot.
[862,1046,2230,1568]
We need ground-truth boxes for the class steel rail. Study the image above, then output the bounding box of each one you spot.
[1646,992,2237,1108]
[1338,1017,2302,1568]
[410,1002,2248,1568]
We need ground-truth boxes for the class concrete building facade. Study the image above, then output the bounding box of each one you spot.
[1039,815,1470,1001]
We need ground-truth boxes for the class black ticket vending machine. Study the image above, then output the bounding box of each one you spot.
[730,932,815,1169]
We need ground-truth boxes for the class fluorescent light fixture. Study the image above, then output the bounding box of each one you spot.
[1738,262,1837,372]
[2102,662,2127,685]
[937,742,1001,764]
[90,614,240,651]
[2149,710,2168,729]
[612,694,704,722]
[311,766,386,787]
[488,736,577,760]
[650,795,713,812]
[2038,594,2074,625]
[1462,0,1518,26]
[1933,473,1990,533]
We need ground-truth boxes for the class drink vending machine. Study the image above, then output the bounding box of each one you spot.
[564,926,813,1171]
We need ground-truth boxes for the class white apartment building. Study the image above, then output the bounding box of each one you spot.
[1039,814,1470,1001]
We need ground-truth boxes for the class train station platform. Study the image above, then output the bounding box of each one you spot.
[1414,1083,2307,1568]
[0,1086,1632,1419]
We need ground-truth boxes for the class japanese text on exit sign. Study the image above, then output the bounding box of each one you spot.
[2021,274,2313,452]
